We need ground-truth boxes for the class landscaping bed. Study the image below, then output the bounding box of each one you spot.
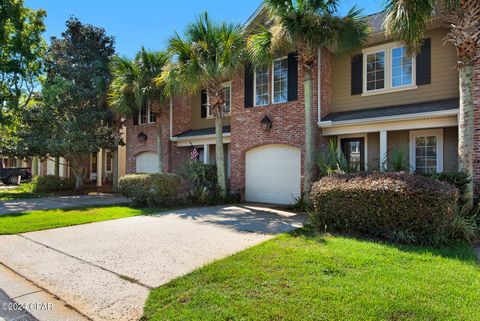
[143,229,480,321]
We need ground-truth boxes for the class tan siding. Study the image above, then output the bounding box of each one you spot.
[367,132,380,170]
[330,28,459,113]
[443,126,458,171]
[191,93,231,130]
[387,130,410,169]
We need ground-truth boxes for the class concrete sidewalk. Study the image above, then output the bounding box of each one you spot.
[0,194,128,215]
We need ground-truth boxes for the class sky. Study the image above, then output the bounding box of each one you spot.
[25,0,384,58]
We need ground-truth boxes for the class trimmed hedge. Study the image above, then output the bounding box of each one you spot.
[119,173,182,207]
[310,172,459,245]
[34,175,76,192]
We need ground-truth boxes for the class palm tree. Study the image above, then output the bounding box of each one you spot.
[109,48,169,175]
[384,0,480,207]
[158,12,246,197]
[248,0,368,198]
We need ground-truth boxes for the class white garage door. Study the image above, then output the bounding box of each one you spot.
[245,144,301,205]
[135,152,159,174]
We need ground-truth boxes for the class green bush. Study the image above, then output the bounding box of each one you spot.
[34,175,76,192]
[119,173,181,207]
[310,172,459,246]
[176,160,218,203]
[427,171,471,205]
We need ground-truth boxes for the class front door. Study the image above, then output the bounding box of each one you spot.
[341,138,365,171]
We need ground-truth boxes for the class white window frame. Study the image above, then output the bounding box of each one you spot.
[409,129,443,174]
[362,42,417,96]
[206,82,232,119]
[272,56,288,104]
[138,103,156,125]
[391,46,414,89]
[105,150,113,173]
[254,65,269,107]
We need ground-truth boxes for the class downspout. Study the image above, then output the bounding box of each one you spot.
[317,48,322,123]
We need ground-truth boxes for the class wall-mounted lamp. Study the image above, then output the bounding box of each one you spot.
[261,115,272,132]
[137,132,148,143]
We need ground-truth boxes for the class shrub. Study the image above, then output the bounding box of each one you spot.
[310,172,459,246]
[176,160,218,203]
[33,175,76,192]
[381,148,410,172]
[316,140,353,177]
[428,171,471,205]
[446,205,478,242]
[119,173,182,207]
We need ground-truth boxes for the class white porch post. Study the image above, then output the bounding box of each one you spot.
[96,149,103,187]
[380,130,388,171]
[203,144,209,164]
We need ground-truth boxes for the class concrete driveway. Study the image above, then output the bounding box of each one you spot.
[0,194,128,215]
[0,205,305,321]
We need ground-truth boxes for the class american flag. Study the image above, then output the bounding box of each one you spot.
[190,147,199,160]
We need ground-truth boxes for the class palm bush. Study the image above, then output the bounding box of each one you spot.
[316,140,352,176]
[176,159,218,202]
[381,148,410,172]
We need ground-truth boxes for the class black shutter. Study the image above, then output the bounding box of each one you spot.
[244,64,254,108]
[416,38,431,85]
[201,90,207,118]
[287,52,298,101]
[133,113,138,126]
[351,54,363,95]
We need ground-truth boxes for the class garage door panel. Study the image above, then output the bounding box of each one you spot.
[245,145,301,205]
[135,152,159,174]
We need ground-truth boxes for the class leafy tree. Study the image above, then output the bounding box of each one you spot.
[159,12,246,196]
[109,48,169,174]
[0,0,46,157]
[384,0,480,207]
[31,17,117,191]
[248,0,368,198]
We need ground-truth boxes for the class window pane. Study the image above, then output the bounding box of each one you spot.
[255,66,269,106]
[223,85,231,114]
[392,47,413,87]
[365,52,385,91]
[273,59,288,104]
[140,104,148,124]
[415,135,437,174]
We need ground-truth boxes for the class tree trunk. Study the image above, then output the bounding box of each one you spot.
[303,67,315,198]
[32,156,39,176]
[73,168,83,192]
[458,64,474,208]
[215,114,226,197]
[156,113,164,173]
[54,157,60,177]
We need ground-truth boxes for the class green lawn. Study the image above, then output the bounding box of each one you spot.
[0,206,167,234]
[0,187,48,201]
[144,229,480,321]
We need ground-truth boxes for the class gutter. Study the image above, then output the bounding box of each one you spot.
[317,109,459,128]
[171,132,231,142]
[317,48,321,123]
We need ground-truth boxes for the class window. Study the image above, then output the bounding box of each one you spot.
[366,51,385,92]
[392,47,413,88]
[207,83,231,118]
[254,66,269,106]
[272,58,288,103]
[409,129,443,174]
[138,103,156,124]
[341,138,365,172]
[363,42,416,95]
[106,151,113,172]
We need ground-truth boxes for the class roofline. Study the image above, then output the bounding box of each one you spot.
[318,109,459,128]
[171,132,231,142]
[243,3,266,28]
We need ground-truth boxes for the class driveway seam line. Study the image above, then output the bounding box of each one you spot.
[17,234,154,290]
[11,290,43,299]
[0,261,93,321]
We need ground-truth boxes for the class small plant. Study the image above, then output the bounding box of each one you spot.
[291,193,313,212]
[316,140,353,177]
[446,205,478,243]
[381,148,410,172]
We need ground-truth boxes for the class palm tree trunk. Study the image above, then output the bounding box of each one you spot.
[303,67,315,198]
[458,64,474,208]
[54,157,60,176]
[156,113,163,173]
[215,114,226,197]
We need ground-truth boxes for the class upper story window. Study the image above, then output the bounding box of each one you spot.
[139,103,156,125]
[363,42,416,95]
[272,58,288,104]
[254,66,269,106]
[392,47,413,88]
[207,83,231,118]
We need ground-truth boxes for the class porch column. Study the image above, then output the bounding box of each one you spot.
[96,149,103,187]
[32,156,39,177]
[203,144,209,164]
[380,130,388,171]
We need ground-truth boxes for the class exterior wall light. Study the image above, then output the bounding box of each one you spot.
[137,132,148,143]
[261,115,272,131]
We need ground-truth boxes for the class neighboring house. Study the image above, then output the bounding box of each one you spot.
[126,8,480,205]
